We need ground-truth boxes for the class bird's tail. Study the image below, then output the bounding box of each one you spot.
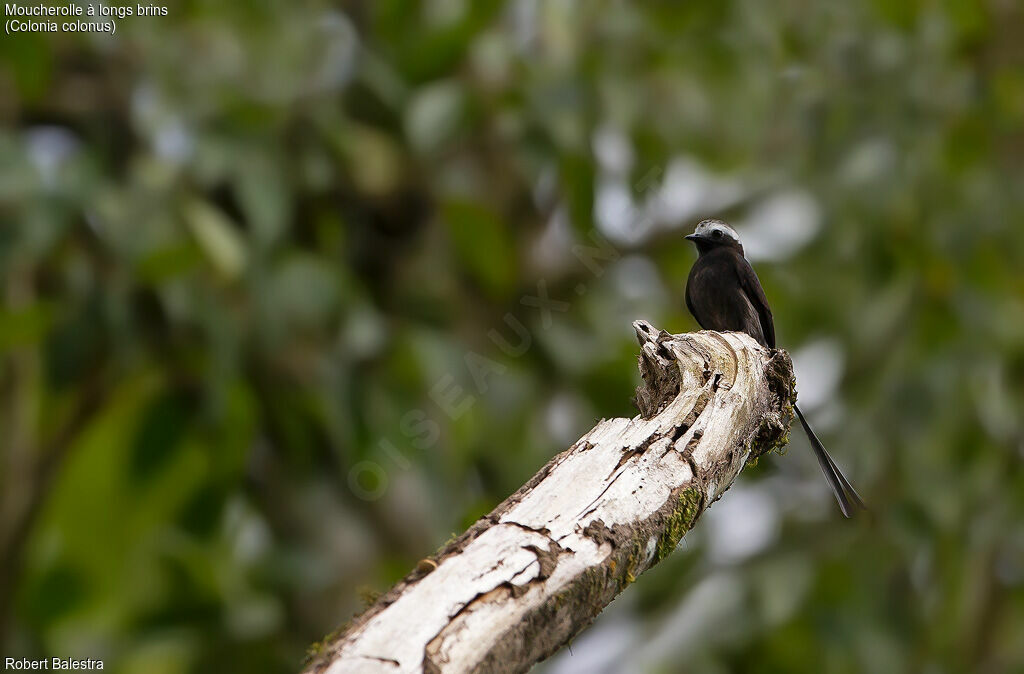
[794,404,866,518]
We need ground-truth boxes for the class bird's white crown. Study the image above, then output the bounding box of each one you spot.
[694,219,741,243]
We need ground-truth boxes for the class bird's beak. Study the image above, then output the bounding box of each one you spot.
[684,233,701,241]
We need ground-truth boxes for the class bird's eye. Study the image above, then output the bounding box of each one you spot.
[712,230,723,239]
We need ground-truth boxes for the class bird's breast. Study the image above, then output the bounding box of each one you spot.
[685,258,764,344]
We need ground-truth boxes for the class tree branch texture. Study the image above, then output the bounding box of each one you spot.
[305,321,796,674]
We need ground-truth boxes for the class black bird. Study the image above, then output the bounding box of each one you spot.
[684,219,865,517]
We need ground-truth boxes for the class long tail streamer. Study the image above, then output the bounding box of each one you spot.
[794,404,866,518]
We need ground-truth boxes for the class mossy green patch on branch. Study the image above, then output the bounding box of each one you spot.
[656,487,702,562]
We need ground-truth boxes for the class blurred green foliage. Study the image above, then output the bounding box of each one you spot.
[1,1,1023,673]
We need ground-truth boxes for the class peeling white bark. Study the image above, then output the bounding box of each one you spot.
[305,322,795,674]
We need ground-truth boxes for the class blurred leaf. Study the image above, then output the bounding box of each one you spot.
[560,153,595,234]
[44,297,106,388]
[177,482,227,539]
[183,199,247,280]
[0,31,53,101]
[135,243,202,283]
[18,563,88,627]
[131,390,195,484]
[405,80,465,154]
[264,254,340,331]
[0,301,54,350]
[442,198,516,297]
[234,152,290,248]
[328,122,403,196]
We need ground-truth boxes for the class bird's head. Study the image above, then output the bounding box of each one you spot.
[685,219,744,256]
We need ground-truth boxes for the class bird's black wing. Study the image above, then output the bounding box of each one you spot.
[685,283,701,329]
[734,257,776,349]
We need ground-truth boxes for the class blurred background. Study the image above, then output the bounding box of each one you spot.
[2,1,1024,672]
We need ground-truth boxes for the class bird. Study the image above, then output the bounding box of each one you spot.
[684,219,865,517]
